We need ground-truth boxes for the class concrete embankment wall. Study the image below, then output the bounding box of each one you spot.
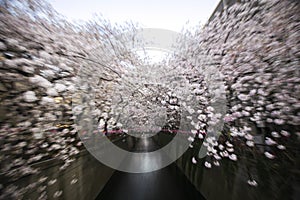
[11,150,114,200]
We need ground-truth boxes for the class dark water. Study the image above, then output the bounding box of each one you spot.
[103,132,300,200]
[96,137,205,200]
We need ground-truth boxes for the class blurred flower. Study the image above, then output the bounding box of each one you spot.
[247,179,258,187]
[204,161,212,168]
[271,131,280,138]
[277,145,286,150]
[229,154,237,161]
[192,157,197,164]
[246,140,254,147]
[265,137,276,146]
[264,152,275,159]
[280,130,290,137]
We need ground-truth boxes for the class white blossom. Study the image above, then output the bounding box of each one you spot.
[192,157,197,164]
[204,161,212,168]
[213,161,220,166]
[271,131,280,138]
[277,145,286,150]
[188,136,194,142]
[229,154,237,161]
[280,130,290,137]
[23,91,38,102]
[265,137,277,146]
[264,152,275,159]
[246,140,254,147]
[247,179,258,187]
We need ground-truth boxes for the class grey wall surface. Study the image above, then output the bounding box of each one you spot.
[10,150,114,200]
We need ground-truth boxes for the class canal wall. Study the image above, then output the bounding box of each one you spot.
[0,5,116,198]
[174,0,300,200]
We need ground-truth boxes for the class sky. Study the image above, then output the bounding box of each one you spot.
[49,0,220,63]
[49,0,220,32]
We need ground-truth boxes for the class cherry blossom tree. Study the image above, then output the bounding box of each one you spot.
[0,0,299,199]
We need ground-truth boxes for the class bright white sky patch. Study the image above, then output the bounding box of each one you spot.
[49,0,219,32]
[49,0,219,63]
[136,49,169,64]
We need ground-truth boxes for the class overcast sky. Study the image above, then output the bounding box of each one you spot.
[49,0,219,32]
